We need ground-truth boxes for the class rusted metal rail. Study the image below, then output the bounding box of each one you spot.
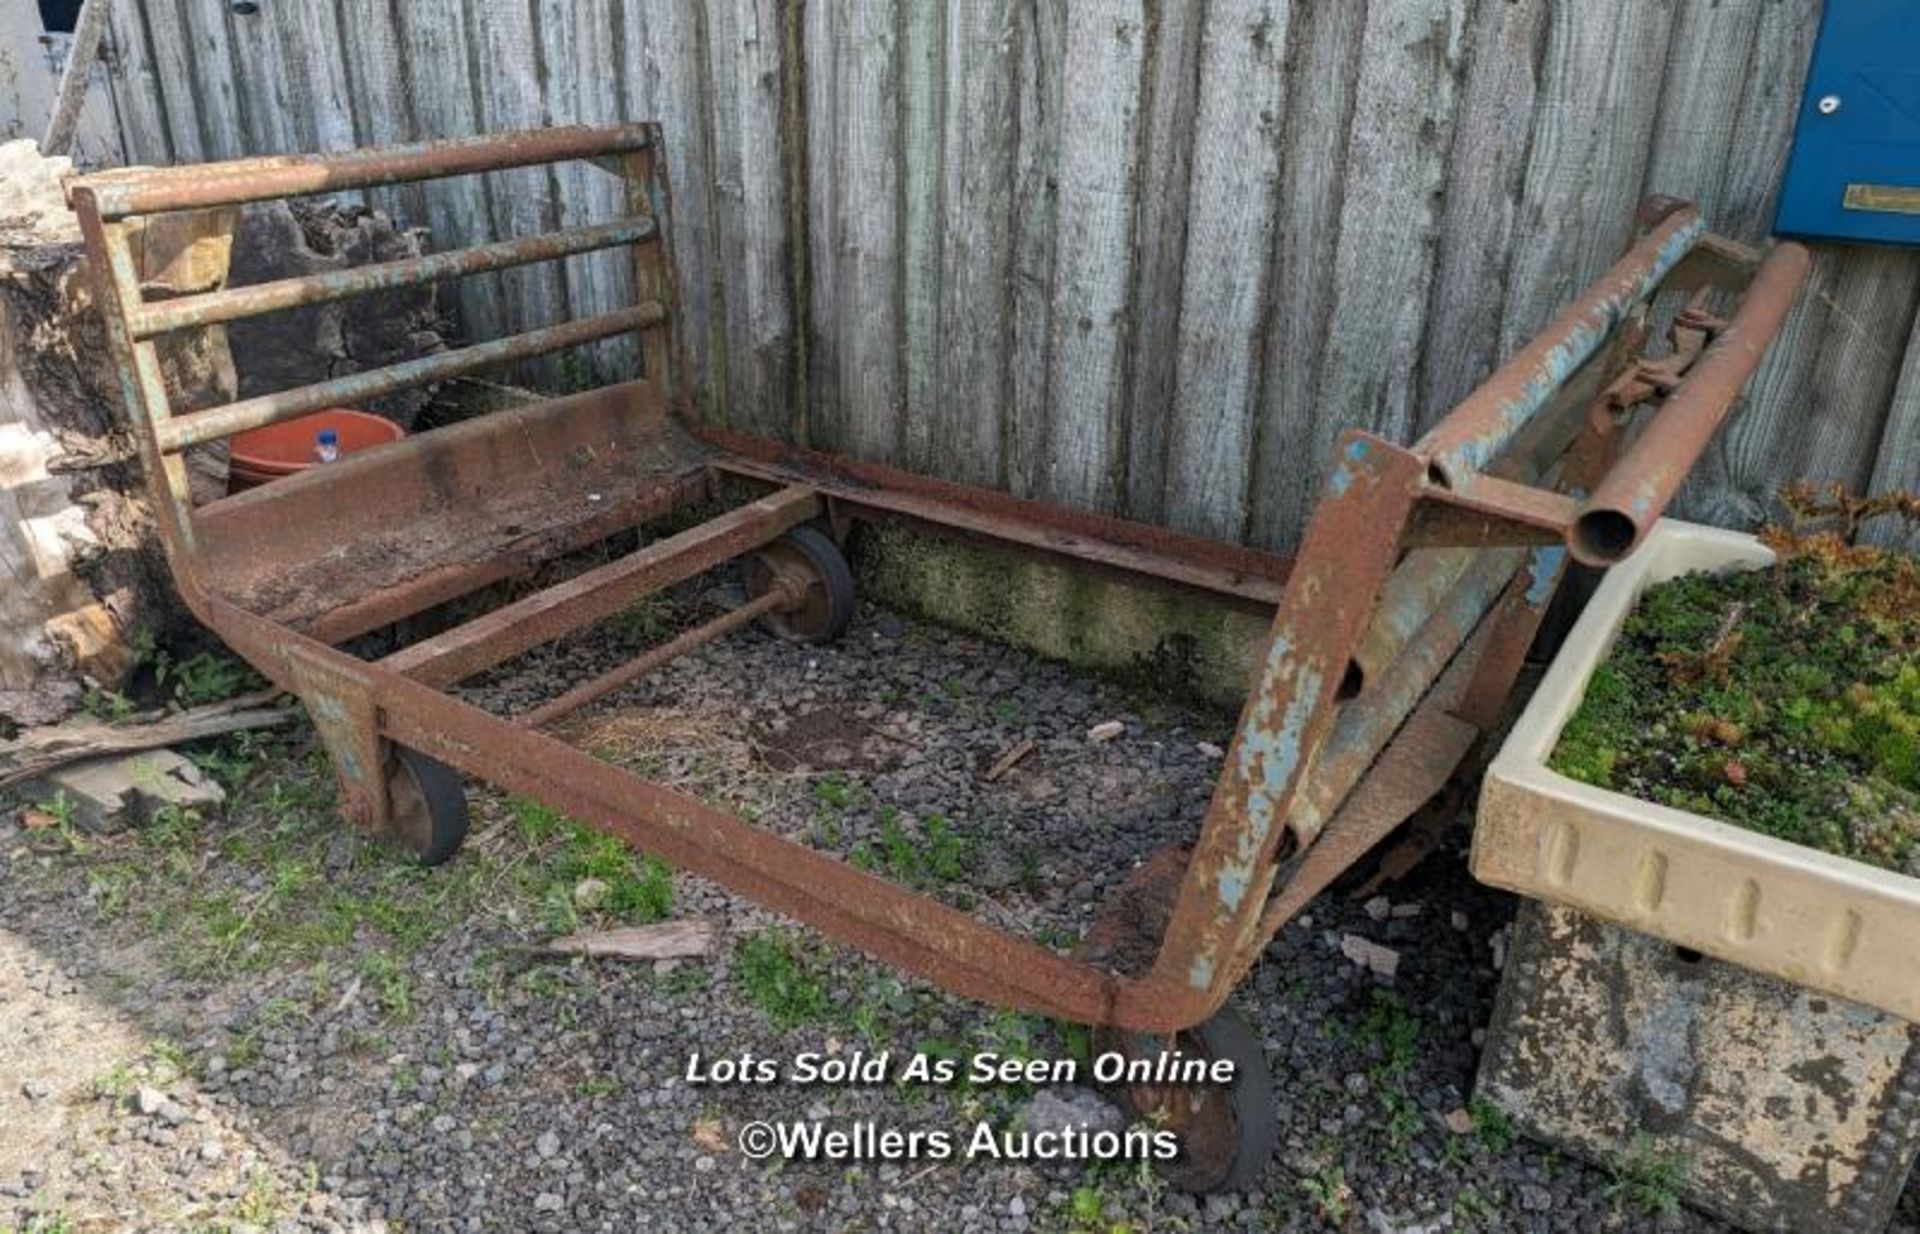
[67,123,1806,1072]
[1572,241,1812,563]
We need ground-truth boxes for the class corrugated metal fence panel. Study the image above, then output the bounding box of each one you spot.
[96,0,1920,552]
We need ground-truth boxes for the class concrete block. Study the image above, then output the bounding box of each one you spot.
[1477,900,1920,1232]
[27,748,225,833]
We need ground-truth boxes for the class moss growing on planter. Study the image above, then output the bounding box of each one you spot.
[1551,529,1920,871]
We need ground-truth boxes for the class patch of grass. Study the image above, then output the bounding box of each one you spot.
[1341,991,1424,1155]
[1068,1184,1106,1230]
[91,1062,139,1102]
[1453,1184,1501,1229]
[357,952,415,1021]
[658,964,710,1000]
[1358,990,1421,1078]
[811,774,861,811]
[508,797,675,930]
[734,929,833,1029]
[157,648,260,707]
[1469,1097,1515,1154]
[1604,1134,1688,1217]
[851,807,970,891]
[232,1166,288,1225]
[616,594,678,648]
[81,686,137,722]
[1300,1162,1350,1226]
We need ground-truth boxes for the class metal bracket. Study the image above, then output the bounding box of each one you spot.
[280,641,390,834]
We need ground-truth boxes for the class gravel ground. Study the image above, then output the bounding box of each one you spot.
[3,592,1916,1233]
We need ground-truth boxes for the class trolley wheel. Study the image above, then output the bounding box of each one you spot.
[1095,1007,1278,1193]
[384,746,468,866]
[743,525,856,645]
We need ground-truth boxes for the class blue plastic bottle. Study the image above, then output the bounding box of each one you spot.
[314,428,340,464]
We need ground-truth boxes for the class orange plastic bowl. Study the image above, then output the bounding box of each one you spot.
[227,408,404,492]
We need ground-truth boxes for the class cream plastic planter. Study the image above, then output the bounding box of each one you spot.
[1473,519,1920,1022]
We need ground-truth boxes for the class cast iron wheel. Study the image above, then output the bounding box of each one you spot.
[742,525,856,644]
[1095,1007,1278,1193]
[384,746,468,866]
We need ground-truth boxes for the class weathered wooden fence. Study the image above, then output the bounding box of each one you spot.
[95,0,1920,551]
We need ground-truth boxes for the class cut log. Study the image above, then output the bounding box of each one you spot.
[0,138,206,727]
[226,200,445,430]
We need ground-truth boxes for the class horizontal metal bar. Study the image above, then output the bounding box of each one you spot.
[1571,240,1811,564]
[380,487,820,687]
[133,217,657,339]
[157,302,665,452]
[1424,473,1580,534]
[705,453,1288,611]
[520,586,792,729]
[76,125,653,220]
[1415,207,1704,487]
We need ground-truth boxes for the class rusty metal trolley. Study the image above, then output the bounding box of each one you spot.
[68,125,1807,1190]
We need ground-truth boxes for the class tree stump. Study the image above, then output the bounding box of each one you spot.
[0,138,215,727]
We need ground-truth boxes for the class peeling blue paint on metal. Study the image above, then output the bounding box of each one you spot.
[1525,545,1567,607]
[1326,437,1373,497]
[309,693,366,781]
[1198,641,1326,988]
[1436,216,1704,481]
[1218,866,1250,913]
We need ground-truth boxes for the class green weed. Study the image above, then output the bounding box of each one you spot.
[734,929,833,1029]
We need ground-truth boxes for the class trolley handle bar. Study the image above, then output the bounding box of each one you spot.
[130,216,658,339]
[155,301,666,454]
[70,124,653,221]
